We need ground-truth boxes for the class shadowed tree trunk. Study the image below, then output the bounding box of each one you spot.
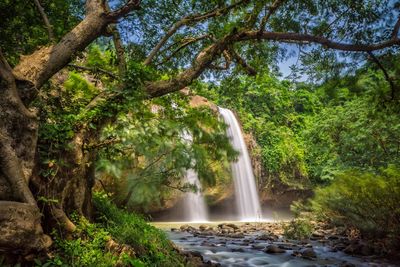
[0,0,140,254]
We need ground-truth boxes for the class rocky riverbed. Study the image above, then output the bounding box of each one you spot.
[157,222,399,267]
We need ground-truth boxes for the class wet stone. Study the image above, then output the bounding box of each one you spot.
[251,243,266,250]
[300,248,317,260]
[264,245,286,254]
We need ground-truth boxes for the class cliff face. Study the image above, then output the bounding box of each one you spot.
[243,129,312,208]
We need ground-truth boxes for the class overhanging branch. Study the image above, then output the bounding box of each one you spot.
[145,27,400,98]
[67,64,117,79]
[33,0,55,42]
[143,0,249,65]
[228,47,257,76]
[367,51,396,100]
[393,17,400,39]
[259,0,286,32]
[235,31,400,51]
[155,34,212,66]
[106,0,141,21]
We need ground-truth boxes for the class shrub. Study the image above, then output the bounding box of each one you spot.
[310,165,400,240]
[93,193,186,267]
[35,194,186,266]
[283,219,314,240]
[44,216,120,267]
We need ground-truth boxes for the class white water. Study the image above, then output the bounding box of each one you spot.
[181,132,209,222]
[219,107,263,221]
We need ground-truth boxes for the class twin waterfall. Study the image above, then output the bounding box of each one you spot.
[183,168,209,222]
[182,132,209,222]
[182,107,262,222]
[219,107,263,221]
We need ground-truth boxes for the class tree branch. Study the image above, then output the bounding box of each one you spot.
[0,49,14,84]
[392,16,400,39]
[209,50,232,70]
[105,2,127,77]
[106,0,141,21]
[235,31,400,51]
[13,0,140,91]
[145,28,400,98]
[367,51,396,100]
[33,0,55,42]
[228,47,257,76]
[155,34,212,66]
[0,129,37,205]
[0,50,36,119]
[67,64,117,79]
[145,41,225,97]
[143,0,249,65]
[259,0,286,32]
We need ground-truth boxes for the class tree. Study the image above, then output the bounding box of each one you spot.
[0,0,399,254]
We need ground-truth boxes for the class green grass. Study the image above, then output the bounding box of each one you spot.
[35,193,186,267]
[93,192,186,267]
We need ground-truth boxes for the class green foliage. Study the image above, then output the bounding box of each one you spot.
[36,194,186,266]
[0,0,80,64]
[310,165,400,240]
[197,58,400,194]
[64,72,99,102]
[93,193,186,266]
[47,216,119,267]
[197,72,315,189]
[97,92,236,209]
[305,68,400,182]
[283,219,314,240]
[86,45,115,71]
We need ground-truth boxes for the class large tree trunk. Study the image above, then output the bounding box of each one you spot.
[0,70,52,253]
[31,126,100,234]
[0,0,134,255]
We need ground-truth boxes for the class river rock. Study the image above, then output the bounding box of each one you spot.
[256,233,276,241]
[251,243,266,250]
[292,248,317,260]
[199,224,209,231]
[229,233,245,238]
[311,232,324,240]
[264,245,286,254]
[231,248,245,252]
[218,223,239,230]
[343,242,374,256]
[180,224,196,232]
[339,263,356,267]
[226,223,239,230]
[300,248,317,259]
[328,235,340,240]
[275,242,297,250]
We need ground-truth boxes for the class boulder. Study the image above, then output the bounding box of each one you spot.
[295,248,317,260]
[229,233,245,238]
[302,248,317,259]
[199,224,209,231]
[264,245,286,254]
[256,233,276,241]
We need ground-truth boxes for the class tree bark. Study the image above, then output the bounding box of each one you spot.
[0,0,140,255]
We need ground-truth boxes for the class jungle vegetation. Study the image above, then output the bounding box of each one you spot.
[0,0,399,265]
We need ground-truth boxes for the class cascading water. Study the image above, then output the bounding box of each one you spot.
[219,107,263,221]
[181,132,209,222]
[182,169,209,222]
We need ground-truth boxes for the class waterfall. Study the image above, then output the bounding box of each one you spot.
[182,169,209,222]
[219,107,263,221]
[181,132,209,222]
